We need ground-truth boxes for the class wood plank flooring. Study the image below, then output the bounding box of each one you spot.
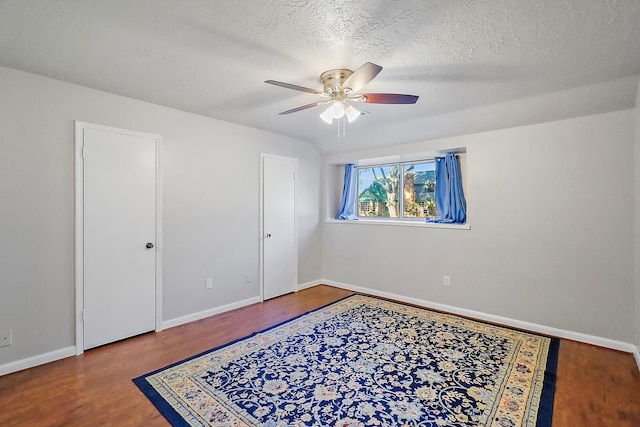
[0,285,639,426]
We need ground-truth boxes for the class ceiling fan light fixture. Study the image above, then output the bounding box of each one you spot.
[344,104,361,123]
[319,106,333,124]
[266,62,419,135]
[329,100,345,119]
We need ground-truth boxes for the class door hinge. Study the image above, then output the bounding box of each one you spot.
[82,146,86,158]
[82,310,87,322]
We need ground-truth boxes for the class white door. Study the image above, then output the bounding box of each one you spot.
[79,124,159,350]
[262,154,297,300]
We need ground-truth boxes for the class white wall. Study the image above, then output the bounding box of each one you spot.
[0,66,322,367]
[1,63,637,371]
[323,110,635,343]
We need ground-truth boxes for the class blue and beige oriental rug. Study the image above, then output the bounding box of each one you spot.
[134,295,558,427]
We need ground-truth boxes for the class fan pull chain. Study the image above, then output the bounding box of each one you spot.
[337,117,346,139]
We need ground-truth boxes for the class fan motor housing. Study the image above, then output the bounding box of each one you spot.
[320,69,353,94]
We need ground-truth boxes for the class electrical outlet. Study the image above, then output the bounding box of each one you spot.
[245,273,252,283]
[0,330,12,348]
[205,278,213,290]
[443,276,451,287]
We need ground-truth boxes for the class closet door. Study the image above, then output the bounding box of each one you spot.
[79,123,160,350]
[261,154,297,300]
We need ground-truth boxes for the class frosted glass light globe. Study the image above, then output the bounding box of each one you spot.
[329,101,345,119]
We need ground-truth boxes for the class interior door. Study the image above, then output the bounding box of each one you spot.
[262,154,297,300]
[82,126,158,350]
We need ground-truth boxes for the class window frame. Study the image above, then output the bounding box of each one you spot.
[355,159,438,222]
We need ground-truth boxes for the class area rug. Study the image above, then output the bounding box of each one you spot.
[134,295,558,427]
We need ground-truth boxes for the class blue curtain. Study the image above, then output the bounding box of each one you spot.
[336,164,358,220]
[426,153,466,223]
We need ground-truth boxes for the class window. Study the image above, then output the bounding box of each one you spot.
[356,161,438,220]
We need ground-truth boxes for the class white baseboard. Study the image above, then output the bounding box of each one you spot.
[296,279,324,292]
[321,279,639,355]
[1,296,263,377]
[4,283,638,377]
[0,346,76,377]
[161,296,263,330]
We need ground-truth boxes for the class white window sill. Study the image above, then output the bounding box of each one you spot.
[324,218,470,230]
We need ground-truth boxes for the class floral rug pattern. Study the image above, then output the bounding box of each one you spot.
[134,295,557,427]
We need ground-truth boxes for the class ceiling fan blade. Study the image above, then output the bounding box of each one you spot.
[279,102,325,115]
[342,62,383,93]
[265,80,323,95]
[360,93,419,104]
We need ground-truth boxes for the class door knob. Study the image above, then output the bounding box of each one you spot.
[265,233,272,238]
[146,242,154,249]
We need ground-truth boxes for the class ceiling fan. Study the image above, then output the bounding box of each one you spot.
[265,62,419,125]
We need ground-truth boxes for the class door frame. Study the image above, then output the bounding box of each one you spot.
[259,153,298,301]
[74,121,163,355]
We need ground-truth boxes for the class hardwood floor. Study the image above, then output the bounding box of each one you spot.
[1,285,639,426]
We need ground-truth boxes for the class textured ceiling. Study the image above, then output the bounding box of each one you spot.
[1,0,639,153]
